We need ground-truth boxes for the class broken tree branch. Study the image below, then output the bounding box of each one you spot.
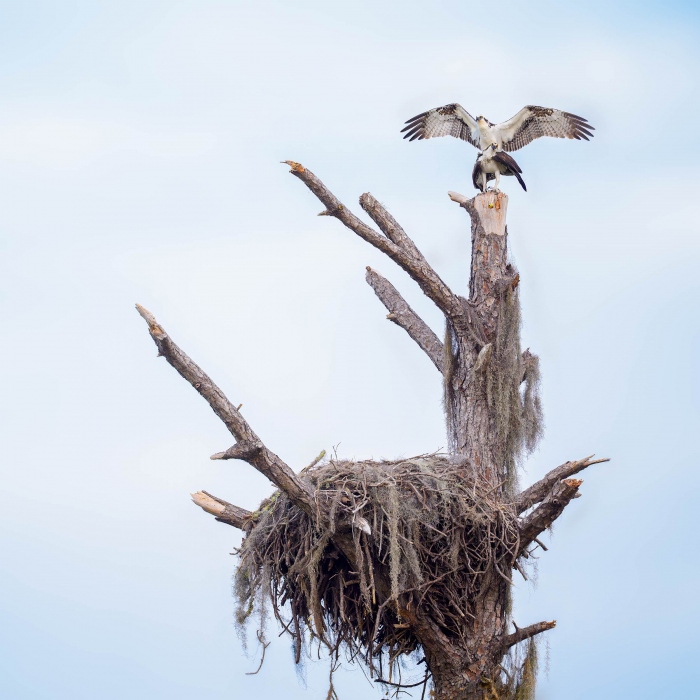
[359,192,420,256]
[210,440,264,461]
[191,491,252,529]
[365,267,444,373]
[502,620,556,650]
[285,161,467,330]
[447,191,469,206]
[136,304,316,517]
[514,455,610,514]
[518,478,583,555]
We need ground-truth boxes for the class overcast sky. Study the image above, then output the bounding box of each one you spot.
[1,1,699,698]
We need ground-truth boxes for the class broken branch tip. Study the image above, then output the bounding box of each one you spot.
[283,160,305,173]
[135,303,165,337]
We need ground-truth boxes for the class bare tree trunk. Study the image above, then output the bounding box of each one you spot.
[410,192,514,699]
[445,192,511,466]
[137,163,608,700]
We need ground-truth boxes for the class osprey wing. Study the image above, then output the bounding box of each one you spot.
[492,150,523,174]
[493,151,527,192]
[401,103,479,148]
[495,106,594,152]
[472,157,482,191]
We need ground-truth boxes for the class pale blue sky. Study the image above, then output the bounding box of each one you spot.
[1,1,699,698]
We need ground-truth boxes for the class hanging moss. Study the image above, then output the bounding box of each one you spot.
[522,352,544,455]
[233,455,520,681]
[512,638,539,700]
[233,275,548,695]
[487,637,539,700]
[483,282,544,495]
[442,320,459,453]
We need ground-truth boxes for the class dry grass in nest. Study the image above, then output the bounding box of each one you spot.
[234,455,521,679]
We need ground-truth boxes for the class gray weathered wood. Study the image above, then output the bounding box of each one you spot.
[518,478,583,555]
[445,190,511,466]
[136,304,316,518]
[514,455,609,514]
[365,267,444,372]
[502,620,557,650]
[285,161,469,331]
[137,164,609,700]
[210,440,263,462]
[191,491,252,529]
[359,192,423,258]
[289,172,601,699]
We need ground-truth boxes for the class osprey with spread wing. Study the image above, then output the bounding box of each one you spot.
[401,103,594,191]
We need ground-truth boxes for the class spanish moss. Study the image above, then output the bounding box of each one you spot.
[234,455,521,682]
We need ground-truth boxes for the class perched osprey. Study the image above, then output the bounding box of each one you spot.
[473,144,526,193]
[402,104,594,152]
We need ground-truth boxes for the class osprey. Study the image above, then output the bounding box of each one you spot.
[402,104,594,152]
[473,144,526,193]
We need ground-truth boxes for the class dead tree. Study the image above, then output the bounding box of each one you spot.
[137,161,608,700]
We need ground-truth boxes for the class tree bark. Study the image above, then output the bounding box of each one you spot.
[136,304,316,518]
[365,266,445,372]
[137,164,608,700]
[444,191,511,472]
[422,191,514,698]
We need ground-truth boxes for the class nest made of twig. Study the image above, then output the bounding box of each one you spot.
[234,454,520,678]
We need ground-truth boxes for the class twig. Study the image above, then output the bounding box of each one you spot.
[303,449,327,472]
[246,631,271,675]
[326,656,341,700]
[420,669,430,700]
[513,560,528,581]
[502,620,556,650]
[375,677,429,689]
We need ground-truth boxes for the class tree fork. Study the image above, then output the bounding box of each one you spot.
[137,163,609,700]
[514,455,610,514]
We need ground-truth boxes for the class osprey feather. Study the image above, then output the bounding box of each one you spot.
[473,144,527,193]
[401,104,594,152]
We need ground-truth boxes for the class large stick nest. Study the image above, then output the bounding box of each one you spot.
[234,455,520,675]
